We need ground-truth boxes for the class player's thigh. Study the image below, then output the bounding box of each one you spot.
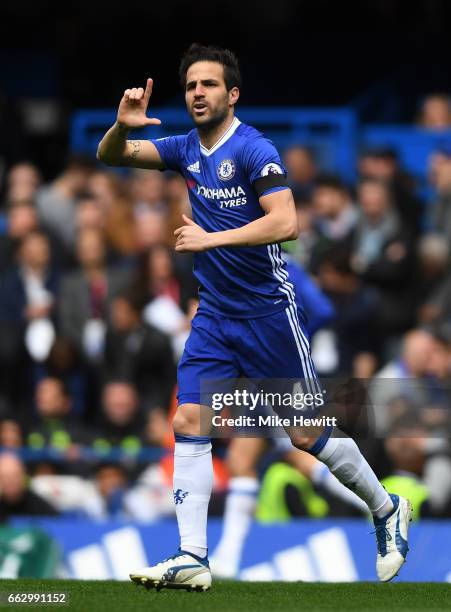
[235,304,319,388]
[177,311,240,407]
[226,437,267,477]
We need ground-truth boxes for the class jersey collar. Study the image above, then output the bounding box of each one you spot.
[199,116,241,157]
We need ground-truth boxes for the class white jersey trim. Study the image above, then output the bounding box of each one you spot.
[199,117,241,157]
[267,244,320,395]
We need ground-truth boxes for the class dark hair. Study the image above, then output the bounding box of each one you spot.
[285,144,316,161]
[64,154,97,173]
[359,147,398,162]
[179,43,241,91]
[114,289,147,314]
[319,248,354,276]
[357,175,389,190]
[314,173,348,193]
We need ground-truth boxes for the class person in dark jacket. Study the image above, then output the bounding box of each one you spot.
[0,231,59,406]
[0,452,58,521]
[103,292,176,410]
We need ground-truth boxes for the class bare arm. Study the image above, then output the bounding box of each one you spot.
[97,78,164,169]
[174,188,298,252]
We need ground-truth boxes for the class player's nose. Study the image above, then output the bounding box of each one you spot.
[194,84,205,96]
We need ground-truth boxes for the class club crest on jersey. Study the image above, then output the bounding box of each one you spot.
[261,163,283,176]
[217,158,235,181]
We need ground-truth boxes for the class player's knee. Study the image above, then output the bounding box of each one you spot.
[172,405,201,435]
[289,434,317,451]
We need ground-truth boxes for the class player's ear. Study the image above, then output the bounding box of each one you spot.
[228,87,240,107]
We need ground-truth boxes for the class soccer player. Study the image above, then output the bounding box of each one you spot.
[97,43,412,591]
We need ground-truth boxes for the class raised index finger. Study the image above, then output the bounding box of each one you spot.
[143,78,153,104]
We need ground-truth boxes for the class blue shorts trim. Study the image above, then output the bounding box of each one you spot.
[174,434,211,444]
[178,393,202,406]
[307,425,333,456]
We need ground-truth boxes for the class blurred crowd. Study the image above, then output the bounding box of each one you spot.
[0,94,451,521]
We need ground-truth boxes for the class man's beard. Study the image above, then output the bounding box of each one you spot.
[190,103,229,135]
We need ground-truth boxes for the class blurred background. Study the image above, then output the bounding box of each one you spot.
[0,0,451,582]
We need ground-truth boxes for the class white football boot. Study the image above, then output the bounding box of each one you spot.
[130,549,211,592]
[373,493,413,582]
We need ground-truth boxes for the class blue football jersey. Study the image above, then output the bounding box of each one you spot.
[151,117,297,318]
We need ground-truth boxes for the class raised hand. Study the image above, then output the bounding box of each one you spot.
[117,78,161,129]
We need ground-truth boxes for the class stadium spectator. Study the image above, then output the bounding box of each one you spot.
[351,177,416,340]
[310,174,357,271]
[0,452,59,520]
[315,250,379,375]
[0,201,69,274]
[35,156,95,247]
[130,169,165,209]
[93,463,129,517]
[418,94,451,130]
[283,145,317,198]
[91,381,144,452]
[127,245,196,357]
[0,202,40,275]
[429,150,451,242]
[0,232,59,383]
[383,415,451,518]
[419,331,451,431]
[352,178,400,271]
[419,264,451,327]
[27,378,87,451]
[5,162,41,206]
[0,419,24,449]
[133,244,197,312]
[416,234,450,322]
[103,292,176,409]
[87,171,136,257]
[370,329,438,434]
[75,194,106,234]
[134,207,168,253]
[358,148,422,236]
[0,231,58,324]
[58,228,128,361]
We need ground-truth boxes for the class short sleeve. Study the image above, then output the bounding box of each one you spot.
[241,136,289,196]
[150,135,186,171]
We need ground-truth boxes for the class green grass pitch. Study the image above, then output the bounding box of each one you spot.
[0,580,449,611]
